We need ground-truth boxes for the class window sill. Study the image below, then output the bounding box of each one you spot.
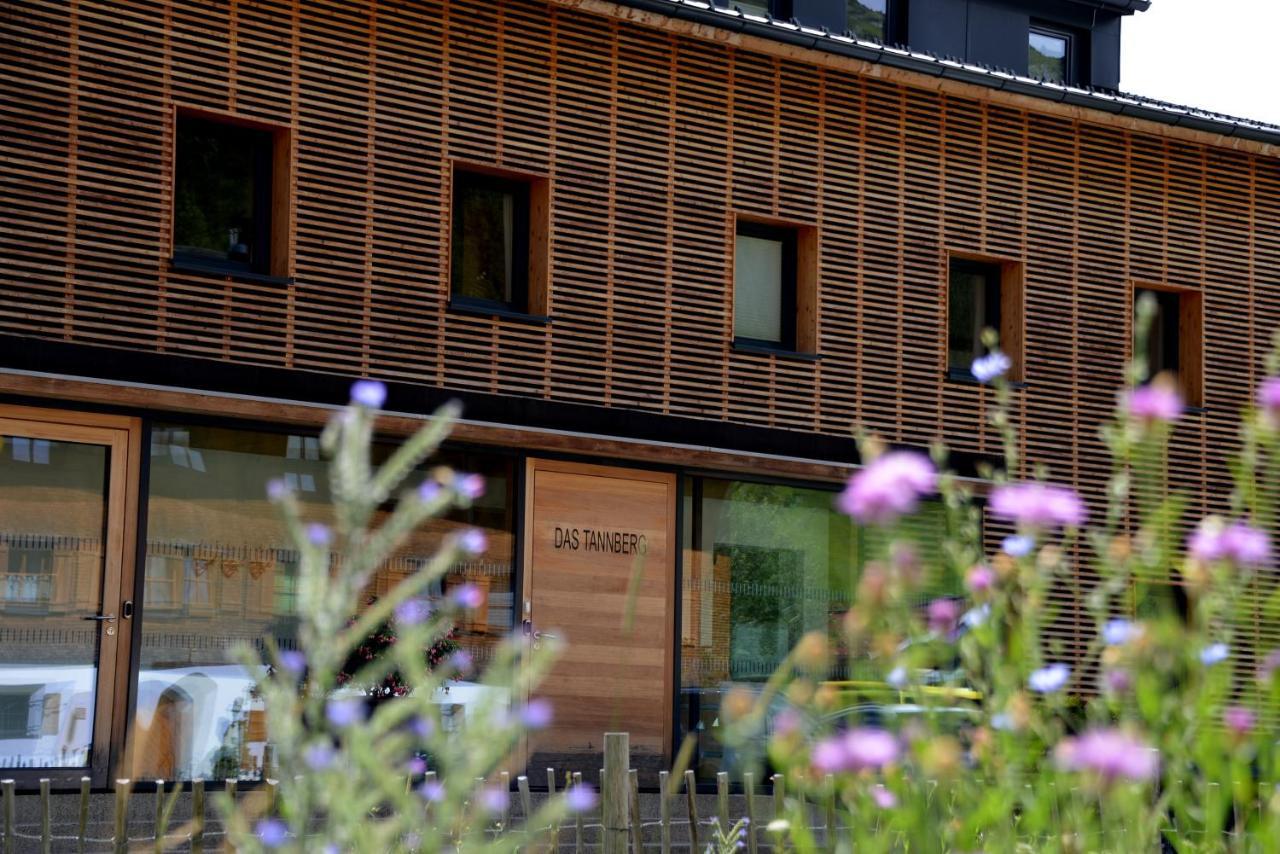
[170,257,293,286]
[731,340,821,362]
[447,300,551,326]
[945,368,1026,390]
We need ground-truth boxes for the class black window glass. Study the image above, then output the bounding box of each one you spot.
[1137,288,1181,381]
[847,0,887,41]
[1029,28,1069,83]
[734,222,797,350]
[451,172,530,310]
[948,259,1002,374]
[174,116,273,274]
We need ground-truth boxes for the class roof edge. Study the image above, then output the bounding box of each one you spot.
[1064,0,1151,14]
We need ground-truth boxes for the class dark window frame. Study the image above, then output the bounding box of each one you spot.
[172,113,276,278]
[947,257,1003,379]
[449,169,533,315]
[733,220,799,353]
[845,0,901,44]
[1029,22,1082,86]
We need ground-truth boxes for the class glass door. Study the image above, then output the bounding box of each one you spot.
[0,410,134,785]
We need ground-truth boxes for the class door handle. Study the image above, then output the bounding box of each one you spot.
[533,630,557,640]
[82,613,116,622]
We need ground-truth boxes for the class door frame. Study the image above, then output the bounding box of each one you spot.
[519,457,678,773]
[0,404,142,789]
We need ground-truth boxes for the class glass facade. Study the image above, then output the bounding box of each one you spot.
[679,476,950,781]
[131,424,516,781]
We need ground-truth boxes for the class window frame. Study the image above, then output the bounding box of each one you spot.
[169,107,292,284]
[945,251,1025,384]
[845,0,898,43]
[1131,282,1204,408]
[450,170,532,314]
[1028,22,1079,86]
[733,219,799,353]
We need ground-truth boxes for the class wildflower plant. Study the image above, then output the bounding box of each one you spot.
[725,295,1280,851]
[215,383,580,852]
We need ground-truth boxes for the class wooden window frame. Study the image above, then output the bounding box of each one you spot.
[945,251,1025,383]
[732,214,820,358]
[1131,282,1204,408]
[169,107,293,284]
[445,161,552,323]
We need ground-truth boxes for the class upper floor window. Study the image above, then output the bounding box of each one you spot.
[174,114,283,278]
[1029,25,1072,84]
[1135,285,1203,407]
[451,171,531,312]
[734,221,797,351]
[947,255,1024,382]
[847,0,888,41]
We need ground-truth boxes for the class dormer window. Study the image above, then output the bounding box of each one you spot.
[1029,25,1072,84]
[847,0,887,41]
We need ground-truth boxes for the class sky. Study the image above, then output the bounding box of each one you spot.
[1121,0,1280,126]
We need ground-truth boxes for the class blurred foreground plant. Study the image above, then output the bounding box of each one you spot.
[210,382,591,852]
[726,295,1280,852]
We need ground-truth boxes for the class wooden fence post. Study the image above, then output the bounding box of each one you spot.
[39,779,50,854]
[573,771,584,854]
[684,769,700,853]
[603,733,630,854]
[3,779,14,854]
[772,773,784,831]
[658,770,671,854]
[78,777,90,854]
[628,769,642,853]
[192,780,205,854]
[717,771,729,835]
[743,771,758,854]
[113,779,131,854]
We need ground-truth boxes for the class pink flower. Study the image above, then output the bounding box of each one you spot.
[811,728,900,773]
[1257,377,1280,421]
[1104,669,1132,694]
[870,785,897,809]
[1188,518,1271,568]
[1125,383,1182,424]
[927,598,961,634]
[1224,706,1256,737]
[838,452,937,525]
[1055,729,1159,782]
[1259,649,1280,683]
[989,482,1087,530]
[965,564,996,594]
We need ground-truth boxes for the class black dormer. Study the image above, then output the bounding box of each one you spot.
[718,0,1148,90]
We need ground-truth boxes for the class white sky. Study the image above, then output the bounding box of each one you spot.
[1121,0,1280,126]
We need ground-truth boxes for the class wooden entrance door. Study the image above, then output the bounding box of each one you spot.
[521,459,676,784]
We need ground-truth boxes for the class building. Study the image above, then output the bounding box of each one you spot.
[2,0,1279,791]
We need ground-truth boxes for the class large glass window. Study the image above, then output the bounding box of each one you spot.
[846,0,887,41]
[131,424,516,781]
[679,477,951,782]
[1029,27,1070,84]
[173,115,276,276]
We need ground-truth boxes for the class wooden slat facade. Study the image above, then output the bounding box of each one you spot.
[3,0,1280,685]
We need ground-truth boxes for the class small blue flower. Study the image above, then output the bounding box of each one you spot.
[1002,535,1034,557]
[520,698,554,730]
[350,379,387,409]
[990,713,1013,731]
[1103,619,1135,647]
[266,479,290,501]
[449,650,474,675]
[304,742,335,771]
[456,473,486,500]
[452,583,484,608]
[479,787,509,814]
[886,666,907,689]
[419,780,445,802]
[418,480,442,503]
[565,784,598,812]
[278,650,306,675]
[395,598,432,626]
[256,818,289,848]
[971,351,1012,384]
[326,698,366,729]
[1201,643,1230,666]
[1029,663,1071,693]
[459,529,488,555]
[409,715,434,739]
[306,523,331,547]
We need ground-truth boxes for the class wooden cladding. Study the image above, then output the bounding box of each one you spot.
[4,0,1280,681]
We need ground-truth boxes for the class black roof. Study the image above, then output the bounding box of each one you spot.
[617,0,1280,149]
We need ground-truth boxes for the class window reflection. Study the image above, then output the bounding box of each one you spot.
[1029,29,1069,83]
[132,424,516,781]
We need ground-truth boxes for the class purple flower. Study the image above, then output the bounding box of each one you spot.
[410,715,434,739]
[404,756,428,775]
[266,479,290,501]
[1224,706,1256,737]
[459,529,488,555]
[870,785,897,809]
[278,650,306,675]
[479,787,509,814]
[1104,669,1132,694]
[419,780,445,802]
[395,598,432,626]
[456,473,486,500]
[449,650,473,675]
[418,480,442,503]
[304,742,336,771]
[966,564,996,594]
[1200,643,1230,666]
[927,598,961,634]
[1125,382,1182,424]
[1103,619,1136,647]
[990,713,1013,731]
[811,728,900,773]
[1257,377,1280,420]
[1189,518,1272,568]
[256,818,289,848]
[565,784,598,812]
[452,583,484,609]
[326,698,367,728]
[306,523,331,547]
[520,698,554,730]
[837,452,937,525]
[1002,535,1034,557]
[1029,663,1071,693]
[1055,729,1159,782]
[1258,649,1280,683]
[351,379,387,409]
[970,351,1012,384]
[772,708,802,737]
[886,666,907,689]
[989,482,1087,530]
